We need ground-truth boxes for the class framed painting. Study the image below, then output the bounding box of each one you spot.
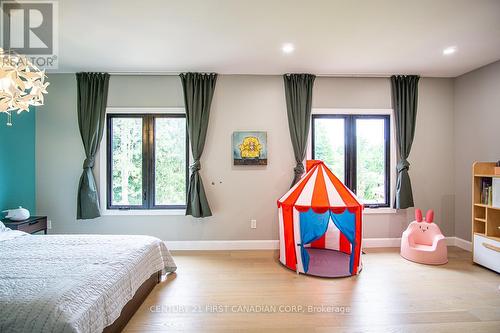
[232,131,267,165]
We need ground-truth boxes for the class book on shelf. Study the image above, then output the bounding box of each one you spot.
[480,177,493,205]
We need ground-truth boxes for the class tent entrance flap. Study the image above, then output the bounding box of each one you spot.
[330,210,357,274]
[299,208,356,273]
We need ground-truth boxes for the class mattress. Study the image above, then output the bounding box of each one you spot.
[0,231,176,333]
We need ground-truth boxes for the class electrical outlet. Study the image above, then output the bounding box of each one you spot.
[47,220,52,229]
[250,219,257,229]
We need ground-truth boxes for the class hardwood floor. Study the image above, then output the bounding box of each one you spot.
[125,247,500,332]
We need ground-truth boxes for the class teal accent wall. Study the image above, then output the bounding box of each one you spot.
[0,110,36,215]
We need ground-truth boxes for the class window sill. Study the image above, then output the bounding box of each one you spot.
[363,208,397,215]
[100,209,186,216]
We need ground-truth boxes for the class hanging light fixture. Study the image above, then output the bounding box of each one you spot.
[0,48,49,126]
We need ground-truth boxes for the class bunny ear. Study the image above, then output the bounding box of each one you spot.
[415,208,423,222]
[426,210,434,223]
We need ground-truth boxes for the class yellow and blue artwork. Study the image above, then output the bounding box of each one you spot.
[232,131,267,165]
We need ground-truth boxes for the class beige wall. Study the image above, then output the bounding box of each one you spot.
[36,74,455,241]
[314,77,455,238]
[454,60,500,241]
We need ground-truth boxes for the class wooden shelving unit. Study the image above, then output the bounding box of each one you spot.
[472,162,500,272]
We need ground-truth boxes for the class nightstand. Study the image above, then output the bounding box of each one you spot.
[1,216,48,234]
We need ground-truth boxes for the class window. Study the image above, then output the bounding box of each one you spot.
[312,114,390,208]
[106,113,188,210]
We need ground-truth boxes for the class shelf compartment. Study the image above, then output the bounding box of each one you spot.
[474,220,486,234]
[473,162,498,176]
[474,205,486,219]
[486,208,500,238]
[473,176,484,206]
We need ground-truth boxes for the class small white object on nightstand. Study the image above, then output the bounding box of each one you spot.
[2,207,30,221]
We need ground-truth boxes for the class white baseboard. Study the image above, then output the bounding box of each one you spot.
[165,237,472,251]
[450,237,472,251]
[165,240,279,251]
[362,238,402,248]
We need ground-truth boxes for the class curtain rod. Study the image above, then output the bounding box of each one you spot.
[105,72,392,78]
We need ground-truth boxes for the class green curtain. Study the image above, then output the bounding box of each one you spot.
[76,72,110,219]
[283,73,316,186]
[180,72,218,218]
[391,75,420,209]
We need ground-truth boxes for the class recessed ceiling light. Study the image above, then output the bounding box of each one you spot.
[443,46,457,56]
[282,43,295,54]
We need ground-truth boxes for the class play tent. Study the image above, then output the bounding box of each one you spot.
[277,160,363,277]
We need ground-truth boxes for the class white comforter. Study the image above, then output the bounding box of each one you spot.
[0,231,176,333]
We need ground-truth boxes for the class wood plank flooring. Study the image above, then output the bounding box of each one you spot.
[124,247,500,332]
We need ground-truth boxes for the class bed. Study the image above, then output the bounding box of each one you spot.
[0,225,176,333]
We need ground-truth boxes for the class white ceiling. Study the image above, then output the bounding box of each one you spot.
[57,0,500,77]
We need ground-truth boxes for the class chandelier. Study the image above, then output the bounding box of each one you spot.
[0,48,49,126]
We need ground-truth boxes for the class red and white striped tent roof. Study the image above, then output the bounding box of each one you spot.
[278,160,363,213]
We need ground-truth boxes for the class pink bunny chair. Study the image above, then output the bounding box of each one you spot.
[400,209,448,265]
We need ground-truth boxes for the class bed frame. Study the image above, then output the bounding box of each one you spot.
[103,271,162,333]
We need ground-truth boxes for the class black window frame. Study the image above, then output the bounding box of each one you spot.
[106,113,189,210]
[311,114,391,208]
